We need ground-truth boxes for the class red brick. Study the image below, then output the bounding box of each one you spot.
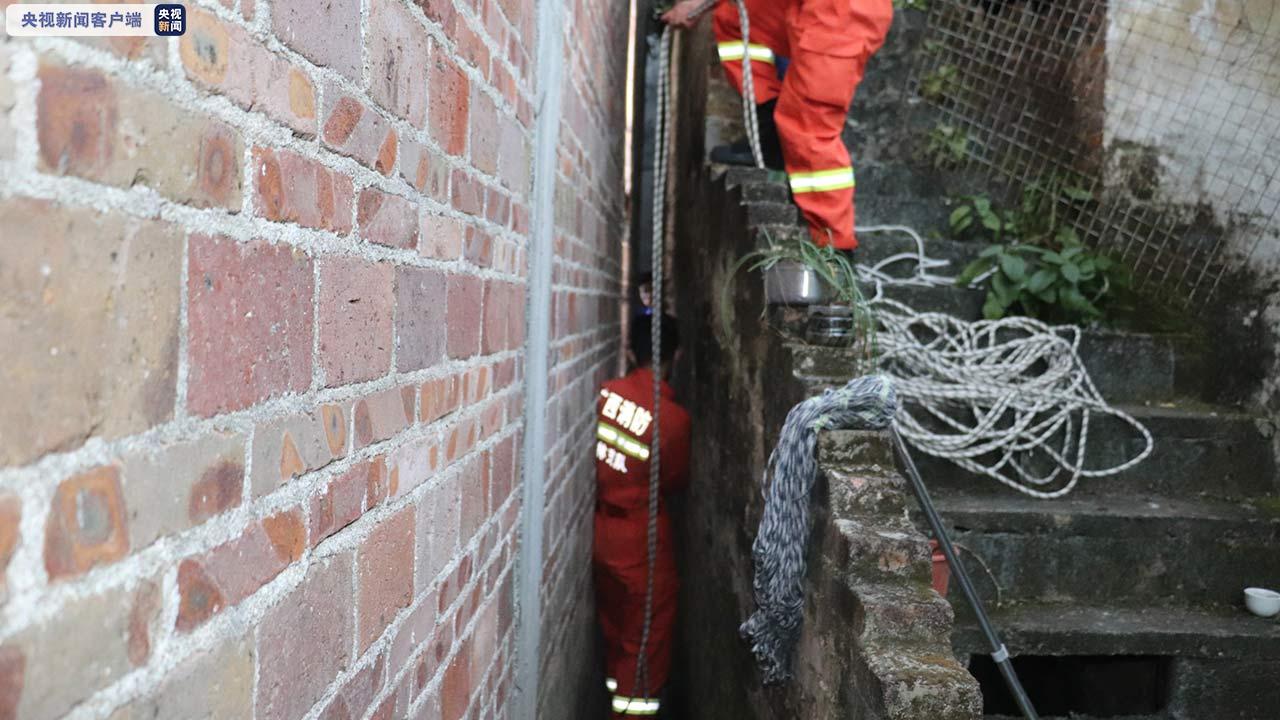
[0,645,22,720]
[400,140,450,202]
[484,188,511,227]
[420,376,458,424]
[108,633,254,719]
[44,466,129,581]
[181,9,316,136]
[386,435,438,502]
[127,579,162,666]
[358,507,415,651]
[481,278,512,353]
[0,200,181,465]
[459,454,489,543]
[122,431,245,549]
[464,226,493,267]
[420,213,465,260]
[0,494,19,600]
[3,577,160,718]
[322,87,397,173]
[499,117,529,193]
[318,257,395,386]
[470,88,499,175]
[368,0,430,126]
[446,274,484,359]
[273,0,362,80]
[451,168,484,216]
[256,553,354,720]
[388,592,436,679]
[490,436,516,509]
[253,147,355,233]
[365,456,392,509]
[396,266,449,371]
[353,386,416,448]
[429,51,470,156]
[250,405,347,496]
[420,473,460,589]
[310,460,376,547]
[175,509,304,632]
[416,0,456,29]
[455,20,490,73]
[318,654,385,720]
[37,63,243,209]
[440,640,473,720]
[507,282,527,348]
[187,235,314,416]
[358,188,420,249]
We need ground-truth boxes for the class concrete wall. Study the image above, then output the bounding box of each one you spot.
[1102,0,1280,448]
[0,0,627,717]
[665,27,979,720]
[1105,0,1280,218]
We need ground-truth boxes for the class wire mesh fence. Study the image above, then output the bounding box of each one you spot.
[908,0,1280,305]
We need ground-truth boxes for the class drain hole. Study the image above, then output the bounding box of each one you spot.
[968,654,1170,717]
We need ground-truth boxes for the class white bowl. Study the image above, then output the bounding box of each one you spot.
[1244,587,1280,618]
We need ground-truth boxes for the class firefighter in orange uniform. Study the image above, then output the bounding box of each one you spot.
[594,313,691,717]
[663,0,894,250]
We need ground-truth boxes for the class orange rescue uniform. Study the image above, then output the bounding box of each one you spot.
[593,367,692,717]
[713,0,894,249]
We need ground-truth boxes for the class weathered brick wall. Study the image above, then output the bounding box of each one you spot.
[0,0,627,717]
[535,0,628,714]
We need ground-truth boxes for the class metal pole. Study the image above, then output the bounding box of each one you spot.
[890,426,1040,720]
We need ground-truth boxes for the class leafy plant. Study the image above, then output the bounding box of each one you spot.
[720,231,876,353]
[919,65,957,101]
[952,182,1130,324]
[925,124,969,168]
[949,178,1092,247]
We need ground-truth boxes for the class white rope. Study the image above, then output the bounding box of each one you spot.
[853,225,1155,499]
[734,0,765,169]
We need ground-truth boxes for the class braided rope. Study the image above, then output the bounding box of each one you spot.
[628,24,673,709]
[854,225,1155,499]
[740,375,899,683]
[734,0,765,168]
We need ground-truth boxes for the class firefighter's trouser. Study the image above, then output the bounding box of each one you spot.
[594,508,678,717]
[713,0,893,249]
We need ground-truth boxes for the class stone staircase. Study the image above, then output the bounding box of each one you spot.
[716,160,1280,719]
[668,8,1280,716]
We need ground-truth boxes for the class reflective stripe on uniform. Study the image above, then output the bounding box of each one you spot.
[597,422,651,461]
[606,678,618,693]
[789,167,856,194]
[717,42,775,64]
[611,694,661,715]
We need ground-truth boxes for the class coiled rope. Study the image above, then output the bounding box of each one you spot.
[855,225,1154,499]
[739,375,899,683]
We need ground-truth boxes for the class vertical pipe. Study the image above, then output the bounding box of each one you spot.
[514,0,567,715]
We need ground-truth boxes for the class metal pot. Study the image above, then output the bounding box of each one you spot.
[805,305,855,346]
[764,260,830,305]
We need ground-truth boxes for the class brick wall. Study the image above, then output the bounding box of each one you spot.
[534,0,629,714]
[0,0,627,717]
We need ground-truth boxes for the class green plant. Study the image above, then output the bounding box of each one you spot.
[949,178,1092,246]
[919,65,957,101]
[952,182,1130,324]
[925,124,968,168]
[720,232,876,352]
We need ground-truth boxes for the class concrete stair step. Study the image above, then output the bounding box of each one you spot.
[789,327,1189,405]
[904,402,1277,499]
[928,491,1280,608]
[952,603,1280,661]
